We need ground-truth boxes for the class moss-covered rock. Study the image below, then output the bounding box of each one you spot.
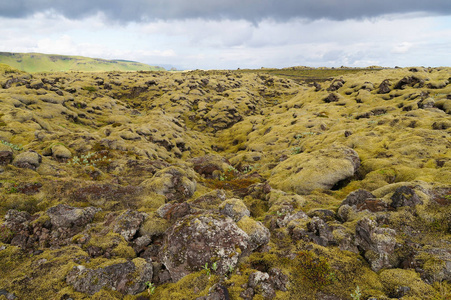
[141,166,197,202]
[269,144,360,195]
[12,151,42,170]
[51,144,72,161]
[237,215,270,251]
[219,198,250,222]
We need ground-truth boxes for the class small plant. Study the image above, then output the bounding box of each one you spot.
[211,262,218,273]
[227,264,234,273]
[350,285,361,300]
[5,181,19,194]
[242,165,254,174]
[227,166,238,173]
[145,281,155,297]
[295,132,315,139]
[0,140,23,151]
[203,263,211,277]
[291,147,301,155]
[275,210,285,217]
[67,152,111,167]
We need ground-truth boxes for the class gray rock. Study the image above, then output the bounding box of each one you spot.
[390,186,423,208]
[342,189,376,207]
[269,268,289,292]
[306,217,335,247]
[378,79,391,94]
[46,204,100,229]
[156,202,191,221]
[355,217,397,272]
[247,271,277,299]
[111,209,147,241]
[237,216,270,251]
[66,259,153,295]
[0,289,17,300]
[196,284,231,300]
[248,271,269,288]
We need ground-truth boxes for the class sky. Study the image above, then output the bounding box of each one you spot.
[1,0,450,70]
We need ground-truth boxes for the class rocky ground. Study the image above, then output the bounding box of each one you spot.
[0,64,450,300]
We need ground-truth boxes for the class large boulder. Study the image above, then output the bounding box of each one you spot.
[160,213,249,282]
[268,144,360,195]
[66,258,153,295]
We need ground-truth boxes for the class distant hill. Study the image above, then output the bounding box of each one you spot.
[0,52,165,73]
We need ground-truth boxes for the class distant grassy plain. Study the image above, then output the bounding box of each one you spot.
[0,52,165,73]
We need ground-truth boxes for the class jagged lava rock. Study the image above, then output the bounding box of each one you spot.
[355,217,397,272]
[390,186,423,208]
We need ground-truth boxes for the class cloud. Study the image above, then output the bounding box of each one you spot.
[0,8,450,69]
[391,42,414,54]
[1,0,450,23]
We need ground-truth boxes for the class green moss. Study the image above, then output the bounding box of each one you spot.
[237,216,260,236]
[139,213,170,236]
[152,271,219,299]
[0,245,86,300]
[379,269,439,299]
[82,86,97,92]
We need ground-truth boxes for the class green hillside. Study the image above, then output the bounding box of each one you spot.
[0,52,165,72]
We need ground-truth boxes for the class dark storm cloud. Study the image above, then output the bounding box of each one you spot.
[2,0,451,22]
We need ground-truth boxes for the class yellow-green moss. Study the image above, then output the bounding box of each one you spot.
[140,213,170,236]
[379,269,439,299]
[152,271,219,299]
